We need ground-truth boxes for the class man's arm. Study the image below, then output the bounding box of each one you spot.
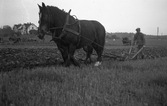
[142,34,146,46]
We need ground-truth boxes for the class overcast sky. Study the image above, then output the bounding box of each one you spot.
[1,0,167,35]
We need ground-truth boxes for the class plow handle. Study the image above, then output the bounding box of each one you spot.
[131,46,145,59]
[128,45,133,54]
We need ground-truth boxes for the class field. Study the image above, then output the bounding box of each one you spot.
[0,38,167,106]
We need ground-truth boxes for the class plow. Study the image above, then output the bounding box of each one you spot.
[92,45,145,61]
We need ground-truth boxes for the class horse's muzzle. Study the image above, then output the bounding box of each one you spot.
[38,33,45,40]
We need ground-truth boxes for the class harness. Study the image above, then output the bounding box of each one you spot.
[40,8,104,49]
[49,9,81,46]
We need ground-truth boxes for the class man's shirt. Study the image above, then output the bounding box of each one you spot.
[133,32,145,46]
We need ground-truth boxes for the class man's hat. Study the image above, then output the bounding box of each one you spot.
[136,28,140,31]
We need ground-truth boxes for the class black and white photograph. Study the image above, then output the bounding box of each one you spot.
[0,0,167,105]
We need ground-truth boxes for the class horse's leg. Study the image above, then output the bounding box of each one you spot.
[55,41,68,65]
[87,45,93,63]
[83,45,93,64]
[92,43,104,66]
[68,44,80,67]
[58,47,68,65]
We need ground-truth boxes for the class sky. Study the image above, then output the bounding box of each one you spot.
[1,0,167,35]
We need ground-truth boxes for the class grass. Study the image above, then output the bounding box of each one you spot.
[1,57,167,106]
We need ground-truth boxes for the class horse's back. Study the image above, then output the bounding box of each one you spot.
[78,20,106,47]
[77,20,97,47]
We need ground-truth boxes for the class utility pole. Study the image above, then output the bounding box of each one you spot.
[157,27,159,39]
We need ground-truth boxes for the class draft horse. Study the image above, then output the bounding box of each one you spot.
[38,2,106,67]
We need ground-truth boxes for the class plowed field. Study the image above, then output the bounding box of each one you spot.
[1,47,167,72]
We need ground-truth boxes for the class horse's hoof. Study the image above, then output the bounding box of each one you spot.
[74,62,80,67]
[64,60,71,67]
[94,61,102,66]
[84,60,92,64]
[84,61,88,64]
[64,63,70,67]
[77,64,81,67]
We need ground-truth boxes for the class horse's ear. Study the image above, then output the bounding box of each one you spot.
[38,4,42,10]
[42,2,46,8]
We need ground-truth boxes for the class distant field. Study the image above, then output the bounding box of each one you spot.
[0,37,166,49]
[105,38,167,47]
[146,38,167,46]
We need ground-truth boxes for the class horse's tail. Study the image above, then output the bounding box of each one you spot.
[91,21,106,63]
[92,21,106,48]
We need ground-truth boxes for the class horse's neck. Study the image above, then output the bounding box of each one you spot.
[69,16,76,24]
[51,9,75,27]
[50,9,67,27]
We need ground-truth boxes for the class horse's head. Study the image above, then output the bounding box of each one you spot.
[37,28,45,40]
[38,2,50,40]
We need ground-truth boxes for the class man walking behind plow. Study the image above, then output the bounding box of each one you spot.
[132,28,146,59]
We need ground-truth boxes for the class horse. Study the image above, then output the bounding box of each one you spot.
[38,2,106,67]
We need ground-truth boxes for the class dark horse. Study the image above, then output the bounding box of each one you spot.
[38,2,106,67]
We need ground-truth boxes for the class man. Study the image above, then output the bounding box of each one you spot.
[132,28,146,59]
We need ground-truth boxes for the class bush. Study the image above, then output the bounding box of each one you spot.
[122,37,131,45]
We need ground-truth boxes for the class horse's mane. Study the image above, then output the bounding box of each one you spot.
[46,6,67,17]
[42,5,68,25]
[46,5,76,24]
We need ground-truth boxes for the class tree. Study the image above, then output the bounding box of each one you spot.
[3,25,12,30]
[1,25,13,36]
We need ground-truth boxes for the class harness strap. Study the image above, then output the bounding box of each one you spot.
[65,24,81,47]
[59,9,71,39]
[50,26,63,30]
[65,28,80,36]
[50,9,81,47]
[77,20,81,47]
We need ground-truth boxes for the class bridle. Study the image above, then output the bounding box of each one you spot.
[38,9,56,39]
[38,8,81,46]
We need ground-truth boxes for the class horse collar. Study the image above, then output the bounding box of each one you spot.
[52,9,81,46]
